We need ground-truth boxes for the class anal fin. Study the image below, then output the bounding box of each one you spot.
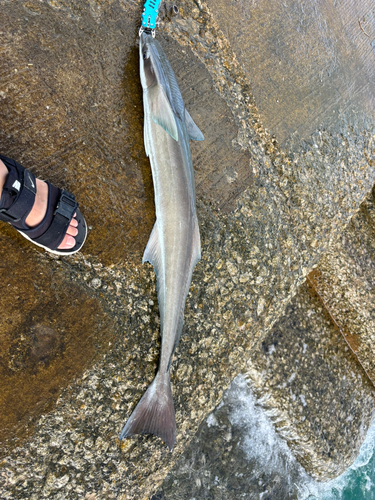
[192,216,201,267]
[143,221,162,274]
[143,221,165,319]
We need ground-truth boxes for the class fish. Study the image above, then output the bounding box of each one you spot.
[119,32,204,451]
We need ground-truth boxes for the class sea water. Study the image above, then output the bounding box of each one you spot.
[226,375,375,500]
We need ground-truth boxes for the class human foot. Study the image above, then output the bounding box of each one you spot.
[0,155,87,255]
[24,177,79,250]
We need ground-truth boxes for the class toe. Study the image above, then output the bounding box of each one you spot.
[67,224,79,237]
[70,217,78,228]
[56,219,78,250]
[57,234,76,250]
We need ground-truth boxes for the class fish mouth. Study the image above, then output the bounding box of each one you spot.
[140,32,154,57]
[139,31,147,49]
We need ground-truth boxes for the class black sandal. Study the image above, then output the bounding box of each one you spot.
[0,154,87,255]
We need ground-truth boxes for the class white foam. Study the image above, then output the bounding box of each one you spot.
[206,413,218,428]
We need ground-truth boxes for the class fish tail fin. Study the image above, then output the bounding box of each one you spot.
[120,371,176,451]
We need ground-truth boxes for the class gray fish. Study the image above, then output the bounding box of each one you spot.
[120,33,204,451]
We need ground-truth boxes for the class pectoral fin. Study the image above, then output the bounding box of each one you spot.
[185,109,204,141]
[148,85,178,141]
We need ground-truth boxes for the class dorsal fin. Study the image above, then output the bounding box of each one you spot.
[185,109,204,141]
[148,84,178,141]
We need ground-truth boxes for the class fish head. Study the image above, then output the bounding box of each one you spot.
[139,33,186,123]
[139,32,160,89]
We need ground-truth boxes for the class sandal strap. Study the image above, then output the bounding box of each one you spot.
[33,190,78,249]
[0,159,37,223]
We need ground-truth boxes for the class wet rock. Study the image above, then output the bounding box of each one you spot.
[308,185,375,384]
[245,282,375,481]
[0,228,116,452]
[0,0,375,499]
[205,0,375,146]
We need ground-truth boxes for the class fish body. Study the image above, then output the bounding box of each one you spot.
[120,33,204,451]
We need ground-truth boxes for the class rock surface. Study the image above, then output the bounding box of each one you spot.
[205,0,375,146]
[0,228,115,449]
[0,0,375,498]
[309,187,375,385]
